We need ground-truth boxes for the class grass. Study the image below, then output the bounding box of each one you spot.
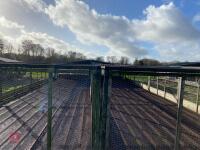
[124,75,200,105]
[3,85,22,93]
[25,72,48,79]
[1,71,48,95]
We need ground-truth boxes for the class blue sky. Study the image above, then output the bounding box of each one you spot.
[0,0,200,62]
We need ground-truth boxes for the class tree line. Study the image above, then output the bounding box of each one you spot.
[0,38,162,66]
[0,39,86,64]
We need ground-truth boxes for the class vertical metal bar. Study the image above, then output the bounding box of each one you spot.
[164,78,167,98]
[196,80,200,113]
[0,68,2,98]
[91,66,111,150]
[53,68,57,80]
[157,76,159,95]
[148,76,151,91]
[47,69,53,150]
[30,70,33,90]
[91,67,101,150]
[174,77,185,150]
[102,68,112,150]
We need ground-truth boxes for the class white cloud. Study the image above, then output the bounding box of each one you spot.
[45,0,147,58]
[14,0,47,12]
[0,16,25,43]
[0,16,24,30]
[45,0,200,61]
[0,17,96,56]
[193,14,200,23]
[133,3,200,43]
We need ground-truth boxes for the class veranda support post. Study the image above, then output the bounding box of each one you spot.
[47,69,53,150]
[91,67,111,150]
[174,77,185,150]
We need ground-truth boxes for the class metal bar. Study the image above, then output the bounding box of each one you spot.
[47,69,53,150]
[157,76,159,95]
[164,77,167,98]
[102,68,112,150]
[0,76,2,98]
[91,67,102,150]
[174,77,185,150]
[148,76,151,91]
[91,66,111,150]
[196,80,200,113]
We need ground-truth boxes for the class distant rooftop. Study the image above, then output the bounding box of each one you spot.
[170,62,200,67]
[0,57,22,63]
[68,59,110,65]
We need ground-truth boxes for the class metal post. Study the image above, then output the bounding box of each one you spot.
[91,66,111,150]
[196,80,200,113]
[47,69,53,150]
[156,76,159,95]
[148,76,151,91]
[0,69,2,97]
[164,78,167,98]
[91,67,101,150]
[30,70,33,90]
[174,77,185,150]
[102,67,112,150]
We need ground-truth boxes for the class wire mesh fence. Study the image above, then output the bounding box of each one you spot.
[0,64,200,150]
[0,65,92,150]
[109,73,200,149]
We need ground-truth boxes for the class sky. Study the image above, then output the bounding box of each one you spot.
[0,0,200,62]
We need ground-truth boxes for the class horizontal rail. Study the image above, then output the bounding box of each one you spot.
[1,64,200,77]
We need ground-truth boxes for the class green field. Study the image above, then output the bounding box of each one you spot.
[124,75,200,105]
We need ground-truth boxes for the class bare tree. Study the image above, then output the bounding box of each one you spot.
[119,56,129,65]
[96,56,104,62]
[0,38,4,55]
[34,44,44,57]
[5,43,14,54]
[106,56,118,63]
[21,40,34,56]
[46,47,56,58]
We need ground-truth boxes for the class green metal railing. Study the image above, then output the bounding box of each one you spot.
[1,64,200,150]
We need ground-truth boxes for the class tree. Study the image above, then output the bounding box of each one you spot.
[119,56,129,65]
[34,44,44,57]
[46,47,56,58]
[4,43,14,54]
[0,39,4,55]
[106,56,118,63]
[134,58,160,66]
[96,56,104,62]
[21,40,34,56]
